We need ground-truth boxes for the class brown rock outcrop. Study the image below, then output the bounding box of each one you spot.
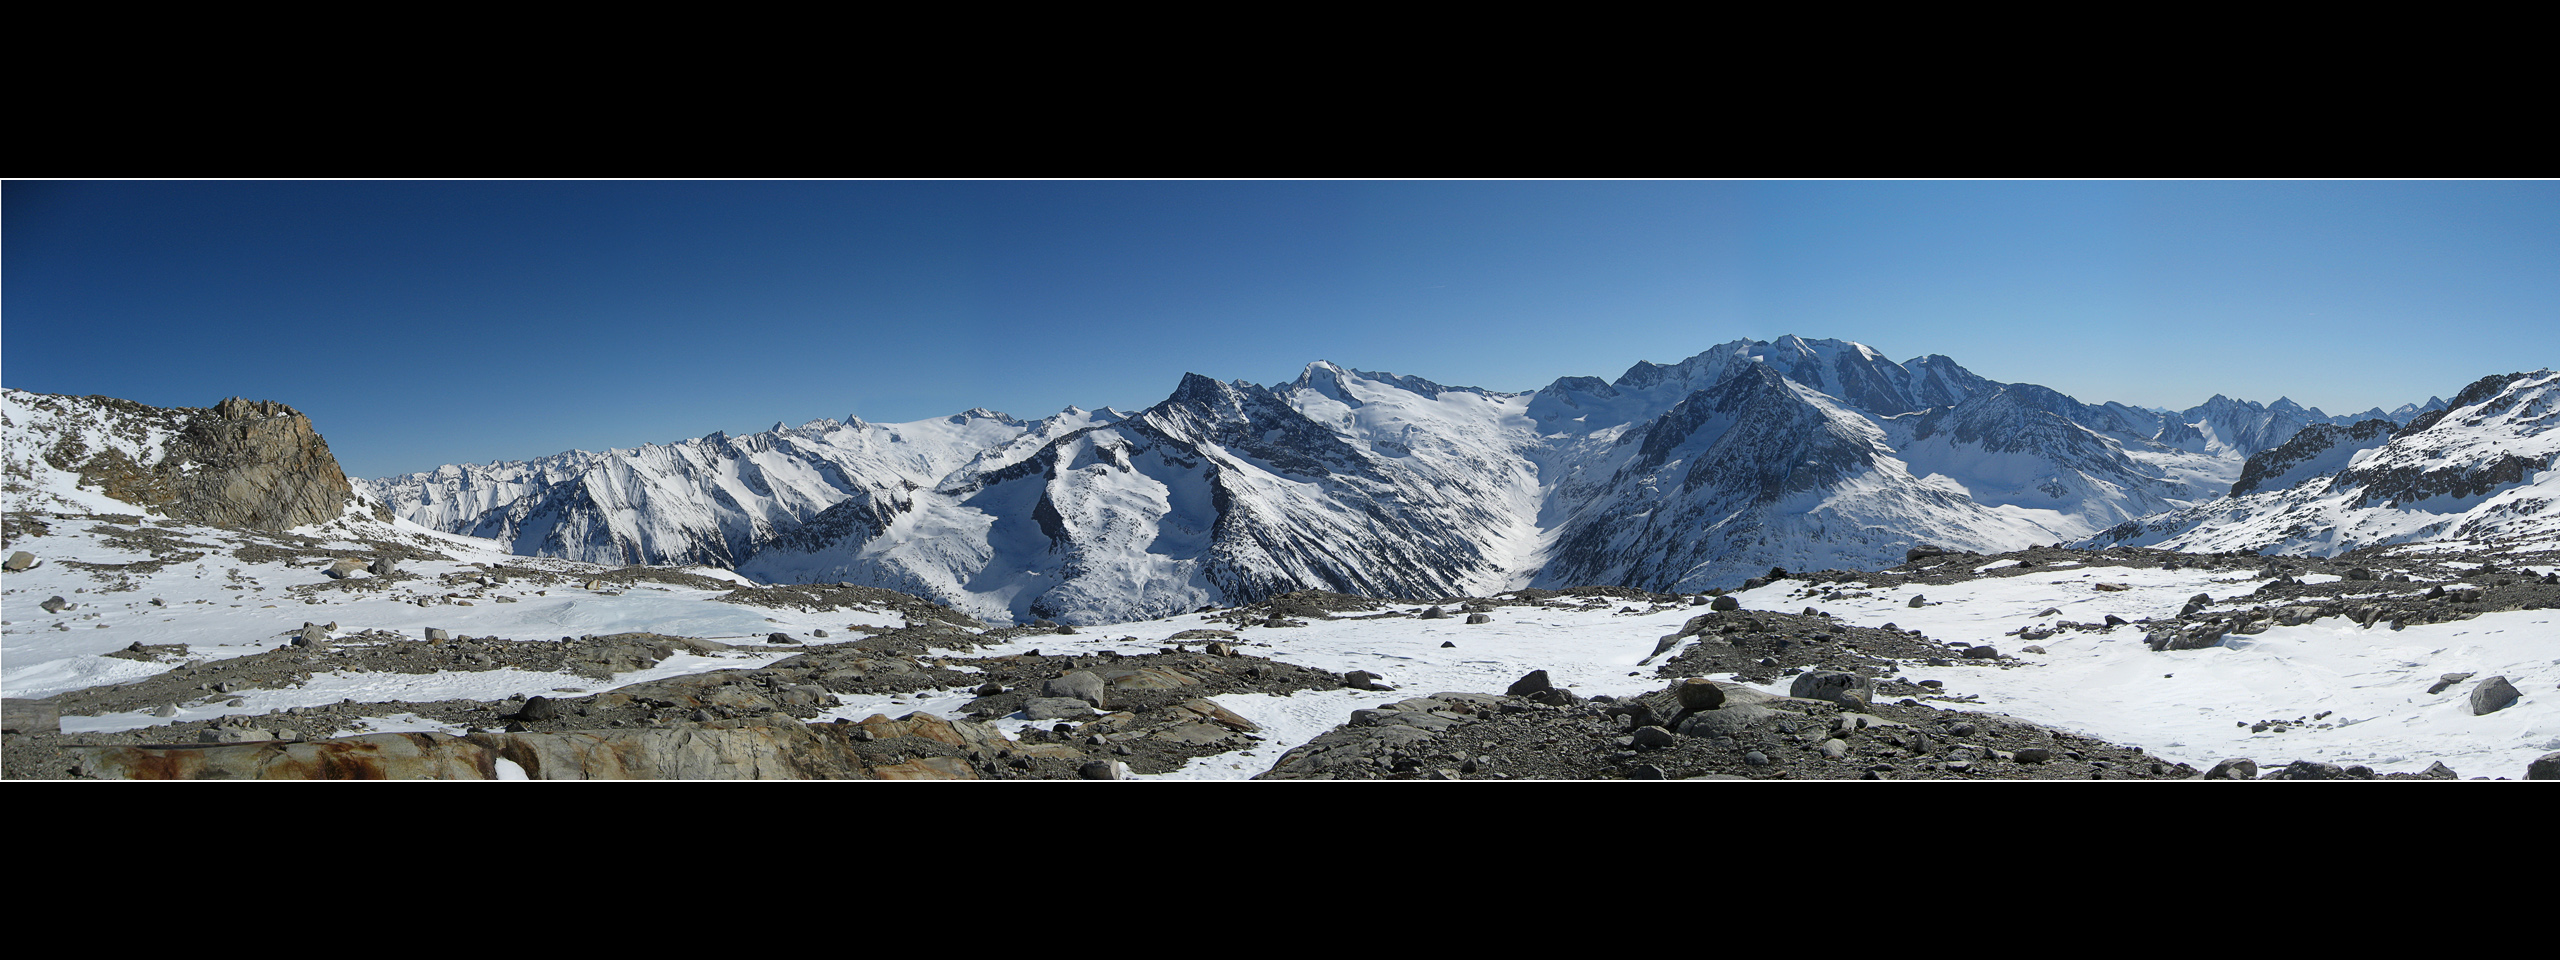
[20,392,372,530]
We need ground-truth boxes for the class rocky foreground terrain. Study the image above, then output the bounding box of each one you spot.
[8,516,2554,780]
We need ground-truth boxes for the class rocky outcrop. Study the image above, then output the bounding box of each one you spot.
[10,391,370,530]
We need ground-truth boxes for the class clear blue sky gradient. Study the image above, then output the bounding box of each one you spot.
[7,180,2555,479]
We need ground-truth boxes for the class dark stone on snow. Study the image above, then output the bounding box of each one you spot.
[2469,676,2520,715]
[1505,670,1553,697]
[2203,758,2259,780]
[2529,752,2560,780]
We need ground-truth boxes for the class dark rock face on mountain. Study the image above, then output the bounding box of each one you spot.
[7,392,368,531]
[2230,418,2398,496]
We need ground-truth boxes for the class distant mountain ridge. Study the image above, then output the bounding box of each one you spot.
[353,337,2508,624]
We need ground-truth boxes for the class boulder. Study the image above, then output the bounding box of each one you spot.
[1710,595,1740,611]
[2529,752,2560,781]
[1505,670,1554,696]
[1466,613,1493,624]
[2469,676,2521,715]
[1418,606,1449,620]
[368,557,397,576]
[77,732,498,780]
[1080,760,1130,780]
[325,558,366,579]
[3,551,35,572]
[2202,758,2259,780]
[1043,670,1108,706]
[1674,678,1724,711]
[40,596,70,613]
[1788,670,1875,705]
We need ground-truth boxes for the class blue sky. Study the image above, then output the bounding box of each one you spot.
[7,180,2554,479]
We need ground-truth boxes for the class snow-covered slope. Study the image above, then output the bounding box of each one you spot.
[1536,366,2054,591]
[1883,386,2205,538]
[2090,371,2560,555]
[743,367,1545,625]
[366,409,1115,568]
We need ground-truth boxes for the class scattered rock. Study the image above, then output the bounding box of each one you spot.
[1674,678,1724,711]
[2469,676,2521,715]
[3,552,36,572]
[2529,752,2560,780]
[1466,613,1493,624]
[1044,671,1108,706]
[1789,671,1875,705]
[1505,670,1553,697]
[2202,758,2259,780]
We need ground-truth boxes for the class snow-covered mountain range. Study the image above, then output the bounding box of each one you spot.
[2087,370,2560,555]
[341,337,2539,624]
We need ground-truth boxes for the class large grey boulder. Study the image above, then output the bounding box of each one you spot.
[1788,670,1876,705]
[2469,676,2521,715]
[3,551,35,572]
[1043,670,1107,706]
[2202,758,2259,780]
[2529,752,2560,780]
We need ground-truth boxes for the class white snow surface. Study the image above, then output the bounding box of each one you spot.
[9,508,2552,778]
[1725,569,2557,779]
